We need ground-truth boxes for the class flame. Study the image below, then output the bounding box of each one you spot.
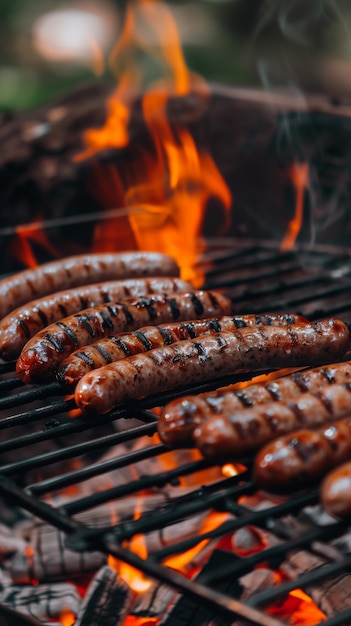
[59,610,76,626]
[163,511,230,574]
[88,37,105,76]
[221,463,246,477]
[10,216,60,268]
[109,464,153,594]
[281,162,309,251]
[268,585,327,625]
[75,0,232,284]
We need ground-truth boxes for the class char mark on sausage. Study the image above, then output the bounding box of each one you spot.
[57,312,312,389]
[74,318,350,415]
[16,289,232,383]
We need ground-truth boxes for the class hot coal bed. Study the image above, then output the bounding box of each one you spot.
[0,241,351,626]
[2,85,351,626]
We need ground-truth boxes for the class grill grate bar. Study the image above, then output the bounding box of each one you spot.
[101,536,286,626]
[0,420,158,477]
[0,381,63,410]
[0,398,75,431]
[198,521,350,585]
[28,441,167,496]
[59,456,227,518]
[0,375,23,391]
[247,556,351,609]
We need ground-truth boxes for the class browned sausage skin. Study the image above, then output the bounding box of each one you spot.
[16,290,232,383]
[158,360,351,447]
[320,461,351,519]
[253,417,351,492]
[57,312,309,388]
[0,277,191,361]
[75,318,350,415]
[0,251,180,319]
[194,379,351,461]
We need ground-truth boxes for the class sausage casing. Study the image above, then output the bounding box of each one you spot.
[158,359,351,447]
[0,251,179,319]
[320,461,351,519]
[0,277,191,361]
[16,290,232,383]
[75,318,350,415]
[58,312,309,388]
[194,381,351,461]
[253,416,351,492]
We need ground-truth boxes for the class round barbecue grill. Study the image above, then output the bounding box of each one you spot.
[1,239,351,626]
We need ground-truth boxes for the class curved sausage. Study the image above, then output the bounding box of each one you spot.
[0,277,191,361]
[320,461,351,519]
[75,318,350,415]
[194,381,351,461]
[253,417,351,492]
[16,290,232,383]
[57,312,309,388]
[0,251,180,319]
[158,360,351,447]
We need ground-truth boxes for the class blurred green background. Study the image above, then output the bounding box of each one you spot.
[0,0,350,113]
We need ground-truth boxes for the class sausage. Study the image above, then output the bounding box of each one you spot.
[194,381,351,461]
[75,318,350,415]
[0,251,180,319]
[158,360,351,447]
[16,290,232,383]
[253,416,351,492]
[320,461,351,519]
[0,277,191,361]
[57,312,309,388]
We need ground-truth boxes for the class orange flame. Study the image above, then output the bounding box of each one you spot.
[10,216,60,268]
[75,0,232,284]
[59,610,76,626]
[281,162,309,251]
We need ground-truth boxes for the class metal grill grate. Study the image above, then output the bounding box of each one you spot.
[1,240,351,625]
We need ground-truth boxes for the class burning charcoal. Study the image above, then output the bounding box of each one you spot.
[75,565,133,626]
[131,581,177,618]
[0,581,81,622]
[281,548,351,619]
[0,523,26,559]
[6,522,106,583]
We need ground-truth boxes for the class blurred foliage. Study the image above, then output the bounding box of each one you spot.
[0,0,350,112]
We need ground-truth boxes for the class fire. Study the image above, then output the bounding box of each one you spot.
[59,610,76,626]
[110,534,152,594]
[163,510,230,574]
[268,583,327,625]
[9,215,60,268]
[75,0,232,284]
[281,161,309,251]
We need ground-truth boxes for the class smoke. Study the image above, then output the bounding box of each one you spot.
[255,0,348,46]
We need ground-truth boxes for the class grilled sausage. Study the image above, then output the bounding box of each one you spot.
[57,312,309,388]
[253,417,351,492]
[194,381,351,461]
[16,290,232,383]
[75,318,350,415]
[0,277,191,361]
[0,251,180,319]
[158,360,351,447]
[320,461,351,519]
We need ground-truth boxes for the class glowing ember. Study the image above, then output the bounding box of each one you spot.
[221,463,246,477]
[281,162,309,251]
[59,609,76,626]
[268,585,327,625]
[75,0,232,284]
